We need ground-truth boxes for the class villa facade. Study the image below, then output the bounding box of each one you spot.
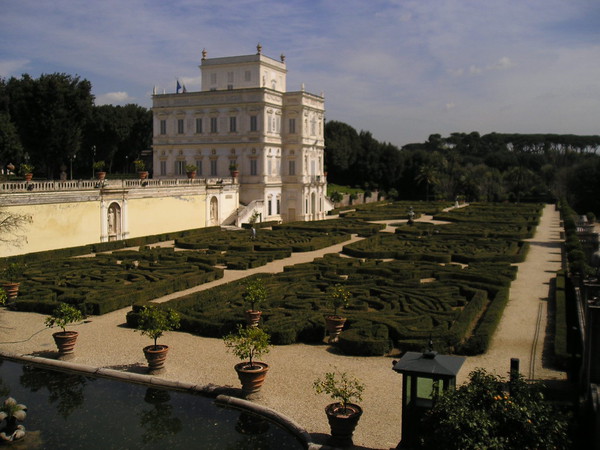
[151,45,328,224]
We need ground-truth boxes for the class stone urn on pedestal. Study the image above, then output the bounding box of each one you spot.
[324,284,351,343]
[134,305,180,375]
[44,303,84,360]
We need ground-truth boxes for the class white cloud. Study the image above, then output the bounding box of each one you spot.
[95,91,134,106]
[0,59,30,78]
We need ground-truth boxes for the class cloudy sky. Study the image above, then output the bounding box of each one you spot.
[1,0,599,147]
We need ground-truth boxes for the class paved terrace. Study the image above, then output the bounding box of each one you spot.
[0,204,567,449]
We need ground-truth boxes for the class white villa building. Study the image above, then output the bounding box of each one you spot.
[151,45,328,225]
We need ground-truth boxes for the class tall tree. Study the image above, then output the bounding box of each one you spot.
[7,73,94,178]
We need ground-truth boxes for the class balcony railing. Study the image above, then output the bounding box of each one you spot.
[0,177,234,193]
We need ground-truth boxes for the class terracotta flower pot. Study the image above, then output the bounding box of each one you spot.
[52,331,79,360]
[186,171,196,179]
[143,344,169,374]
[234,361,269,397]
[96,171,106,181]
[24,173,33,182]
[325,315,346,343]
[2,282,20,301]
[325,402,363,447]
[244,310,262,328]
[139,171,149,180]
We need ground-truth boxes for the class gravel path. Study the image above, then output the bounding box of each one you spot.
[0,204,565,449]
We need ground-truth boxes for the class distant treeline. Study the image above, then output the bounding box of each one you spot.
[0,73,151,179]
[325,120,600,214]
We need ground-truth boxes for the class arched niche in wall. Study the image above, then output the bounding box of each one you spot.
[209,196,219,226]
[107,202,122,241]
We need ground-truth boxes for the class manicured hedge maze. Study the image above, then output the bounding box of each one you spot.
[10,247,223,315]
[433,202,542,226]
[343,233,529,264]
[175,228,351,269]
[272,218,385,236]
[336,200,452,221]
[391,221,536,239]
[146,253,517,356]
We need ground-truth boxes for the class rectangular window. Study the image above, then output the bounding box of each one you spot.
[227,72,234,83]
[289,118,296,134]
[245,70,251,82]
[276,199,280,214]
[195,118,203,133]
[160,120,166,135]
[250,115,258,132]
[175,160,185,175]
[288,160,295,176]
[177,119,184,134]
[196,160,202,175]
[250,159,257,176]
[268,159,272,175]
[210,159,217,176]
[210,117,218,133]
[229,116,237,132]
[210,73,217,84]
[160,160,167,176]
[268,200,272,216]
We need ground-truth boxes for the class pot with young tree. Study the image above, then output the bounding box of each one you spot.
[313,370,365,448]
[229,161,239,179]
[1,263,25,301]
[134,159,149,180]
[324,284,350,343]
[19,164,34,182]
[185,164,197,179]
[223,324,271,398]
[135,305,180,374]
[243,278,267,327]
[44,303,84,360]
[93,160,106,180]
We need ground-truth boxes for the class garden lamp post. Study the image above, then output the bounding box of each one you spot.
[91,145,96,178]
[392,348,465,448]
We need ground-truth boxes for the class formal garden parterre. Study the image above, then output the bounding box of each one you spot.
[2,201,544,358]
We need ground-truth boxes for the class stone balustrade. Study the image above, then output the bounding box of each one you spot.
[0,177,234,193]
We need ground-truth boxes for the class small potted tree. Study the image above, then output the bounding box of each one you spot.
[93,160,106,180]
[185,164,197,179]
[1,263,25,301]
[243,278,267,327]
[229,161,239,178]
[0,397,27,442]
[45,303,84,360]
[313,370,365,447]
[324,284,350,343]
[19,164,34,182]
[223,324,271,398]
[134,159,149,180]
[135,305,180,374]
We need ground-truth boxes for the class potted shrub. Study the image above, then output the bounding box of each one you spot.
[93,160,106,180]
[0,397,27,442]
[44,303,84,360]
[19,164,34,182]
[1,263,25,301]
[229,161,239,178]
[313,371,365,447]
[134,305,180,374]
[243,278,267,327]
[324,284,350,343]
[223,324,271,398]
[134,159,149,180]
[185,164,197,179]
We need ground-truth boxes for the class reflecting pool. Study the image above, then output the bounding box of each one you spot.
[0,359,304,449]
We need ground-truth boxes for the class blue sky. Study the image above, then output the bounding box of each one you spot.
[1,0,599,147]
